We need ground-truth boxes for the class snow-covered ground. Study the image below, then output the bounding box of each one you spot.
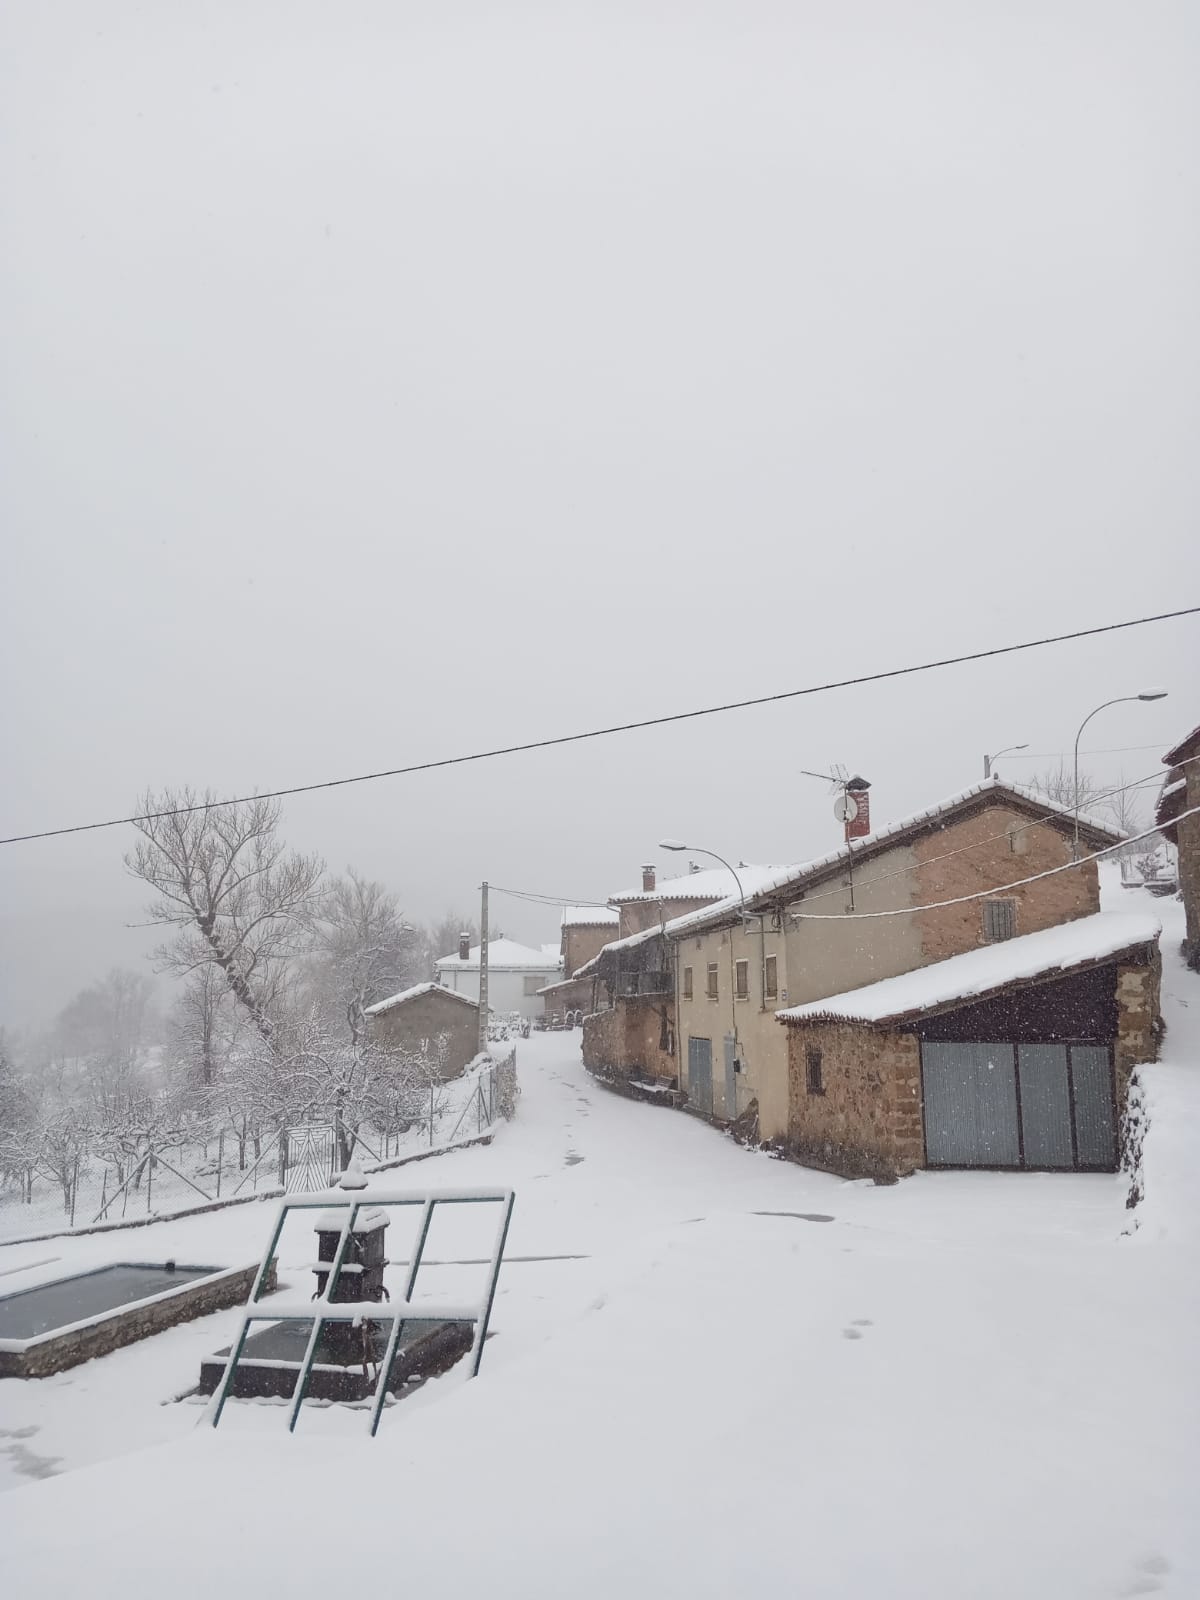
[1,882,1197,1597]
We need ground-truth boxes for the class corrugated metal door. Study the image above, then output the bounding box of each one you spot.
[723,1036,738,1121]
[922,1042,1020,1167]
[1070,1046,1115,1168]
[1017,1045,1073,1169]
[688,1037,713,1115]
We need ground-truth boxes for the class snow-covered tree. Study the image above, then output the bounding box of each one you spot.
[126,789,323,1042]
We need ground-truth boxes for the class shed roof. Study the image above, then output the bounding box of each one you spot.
[365,982,479,1018]
[776,911,1160,1029]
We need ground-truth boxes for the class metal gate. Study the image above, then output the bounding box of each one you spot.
[921,1041,1115,1170]
[688,1037,713,1115]
[284,1126,336,1192]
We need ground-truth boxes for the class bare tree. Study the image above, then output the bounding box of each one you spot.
[126,790,323,1042]
[1029,763,1107,814]
[307,870,420,1049]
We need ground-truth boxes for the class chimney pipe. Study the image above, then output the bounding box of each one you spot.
[458,932,471,962]
[641,864,656,893]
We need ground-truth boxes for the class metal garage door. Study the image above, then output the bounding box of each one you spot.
[922,1042,1020,1167]
[1017,1045,1074,1169]
[922,1041,1116,1170]
[687,1037,713,1115]
[1070,1045,1116,1168]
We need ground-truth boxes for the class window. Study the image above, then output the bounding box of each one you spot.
[683,966,694,1000]
[764,954,778,1001]
[983,899,1017,943]
[806,1046,824,1096]
[735,959,749,999]
[706,962,719,1000]
[523,975,544,996]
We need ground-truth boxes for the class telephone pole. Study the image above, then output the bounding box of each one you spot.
[477,880,489,1054]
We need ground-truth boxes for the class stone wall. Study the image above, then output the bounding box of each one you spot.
[1,1260,274,1380]
[373,991,479,1079]
[1177,759,1200,968]
[785,1021,924,1180]
[582,997,676,1083]
[913,803,1099,962]
[1114,948,1162,1093]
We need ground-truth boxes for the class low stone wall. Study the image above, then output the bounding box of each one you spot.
[0,1260,276,1379]
[785,1020,925,1181]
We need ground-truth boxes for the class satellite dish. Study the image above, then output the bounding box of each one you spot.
[834,793,859,824]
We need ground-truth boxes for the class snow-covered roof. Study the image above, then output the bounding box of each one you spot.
[777,911,1161,1028]
[1162,724,1200,767]
[365,982,478,1017]
[561,905,620,928]
[608,863,786,904]
[434,938,563,973]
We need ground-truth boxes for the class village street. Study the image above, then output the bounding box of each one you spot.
[2,891,1197,1599]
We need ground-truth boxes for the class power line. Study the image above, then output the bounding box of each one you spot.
[2,603,1196,847]
[488,885,611,910]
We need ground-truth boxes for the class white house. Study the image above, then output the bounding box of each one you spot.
[435,937,563,1021]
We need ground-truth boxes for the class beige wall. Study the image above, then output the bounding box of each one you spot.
[673,844,919,1140]
[615,895,719,940]
[371,991,479,1079]
[674,802,1107,1142]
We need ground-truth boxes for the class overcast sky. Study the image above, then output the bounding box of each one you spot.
[2,1,1197,1033]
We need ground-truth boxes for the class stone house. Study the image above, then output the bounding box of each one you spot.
[364,982,481,1079]
[665,778,1124,1140]
[777,912,1161,1180]
[537,906,619,1025]
[1155,722,1200,970]
[579,862,785,1085]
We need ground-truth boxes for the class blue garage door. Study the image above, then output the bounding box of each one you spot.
[688,1037,713,1115]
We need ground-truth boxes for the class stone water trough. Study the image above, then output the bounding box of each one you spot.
[0,1260,269,1379]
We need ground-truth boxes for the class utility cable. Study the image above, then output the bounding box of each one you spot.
[2,603,1195,846]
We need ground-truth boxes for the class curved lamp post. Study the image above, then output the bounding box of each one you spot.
[1072,689,1167,857]
[984,743,1028,779]
[659,841,750,1092]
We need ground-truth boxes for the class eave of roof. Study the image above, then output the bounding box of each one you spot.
[776,911,1161,1029]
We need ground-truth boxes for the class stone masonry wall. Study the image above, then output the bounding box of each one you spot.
[1114,949,1162,1097]
[0,1261,275,1379]
[1177,760,1200,967]
[913,804,1099,963]
[373,991,479,1079]
[582,998,676,1083]
[786,1021,924,1180]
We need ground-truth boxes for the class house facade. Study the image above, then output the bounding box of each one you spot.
[364,983,480,1079]
[777,912,1161,1179]
[435,937,562,1021]
[580,863,784,1085]
[1156,723,1200,970]
[667,779,1124,1141]
[538,906,620,1025]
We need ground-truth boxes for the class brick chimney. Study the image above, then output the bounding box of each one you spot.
[641,864,656,893]
[458,932,471,961]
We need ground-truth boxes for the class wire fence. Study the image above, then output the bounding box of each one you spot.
[0,1049,519,1244]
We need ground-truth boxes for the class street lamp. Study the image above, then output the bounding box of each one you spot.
[658,840,747,918]
[659,841,750,1090]
[984,744,1028,779]
[1072,689,1168,857]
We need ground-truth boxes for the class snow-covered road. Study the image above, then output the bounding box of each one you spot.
[1,895,1197,1597]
